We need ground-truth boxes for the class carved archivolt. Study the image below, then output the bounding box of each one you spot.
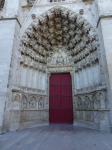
[19,6,100,70]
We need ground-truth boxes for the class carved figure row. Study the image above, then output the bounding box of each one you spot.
[19,46,47,64]
[75,90,108,110]
[19,55,46,71]
[73,49,100,65]
[13,94,45,110]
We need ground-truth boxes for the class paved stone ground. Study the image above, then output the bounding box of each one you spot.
[0,125,112,150]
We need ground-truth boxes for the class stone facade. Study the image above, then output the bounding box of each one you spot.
[0,0,112,133]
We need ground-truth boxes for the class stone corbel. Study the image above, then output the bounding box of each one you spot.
[47,72,51,78]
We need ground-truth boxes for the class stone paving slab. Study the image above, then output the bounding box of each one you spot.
[0,125,112,150]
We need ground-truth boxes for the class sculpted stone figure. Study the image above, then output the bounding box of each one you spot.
[77,97,83,109]
[84,96,90,109]
[21,95,27,109]
[29,97,36,109]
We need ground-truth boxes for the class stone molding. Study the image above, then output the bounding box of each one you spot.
[96,15,112,28]
[0,17,22,27]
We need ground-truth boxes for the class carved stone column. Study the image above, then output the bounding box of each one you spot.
[36,69,39,90]
[26,66,29,87]
[45,71,51,124]
[98,55,106,86]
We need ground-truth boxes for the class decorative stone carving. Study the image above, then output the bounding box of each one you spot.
[31,14,36,20]
[84,96,90,109]
[19,6,100,72]
[77,97,83,109]
[29,96,36,109]
[21,95,27,109]
[0,0,5,10]
[79,9,84,15]
[13,6,109,132]
[48,48,72,67]
[38,97,44,109]
[75,89,109,126]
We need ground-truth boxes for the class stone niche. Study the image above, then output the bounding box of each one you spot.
[74,89,111,131]
[10,92,48,131]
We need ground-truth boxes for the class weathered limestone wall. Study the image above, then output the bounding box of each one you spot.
[94,0,112,130]
[0,0,22,133]
[0,19,17,133]
[97,20,112,129]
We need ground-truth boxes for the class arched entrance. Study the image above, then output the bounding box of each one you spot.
[12,6,110,131]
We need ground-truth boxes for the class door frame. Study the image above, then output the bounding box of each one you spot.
[45,67,76,125]
[49,73,73,124]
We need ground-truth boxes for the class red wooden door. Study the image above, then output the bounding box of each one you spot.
[49,73,73,124]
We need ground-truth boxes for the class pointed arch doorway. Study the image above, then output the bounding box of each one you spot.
[49,73,73,124]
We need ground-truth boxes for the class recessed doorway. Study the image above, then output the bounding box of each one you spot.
[49,73,73,124]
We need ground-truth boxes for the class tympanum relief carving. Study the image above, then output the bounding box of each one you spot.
[48,48,72,67]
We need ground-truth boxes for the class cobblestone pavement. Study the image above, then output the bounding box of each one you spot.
[0,125,112,150]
